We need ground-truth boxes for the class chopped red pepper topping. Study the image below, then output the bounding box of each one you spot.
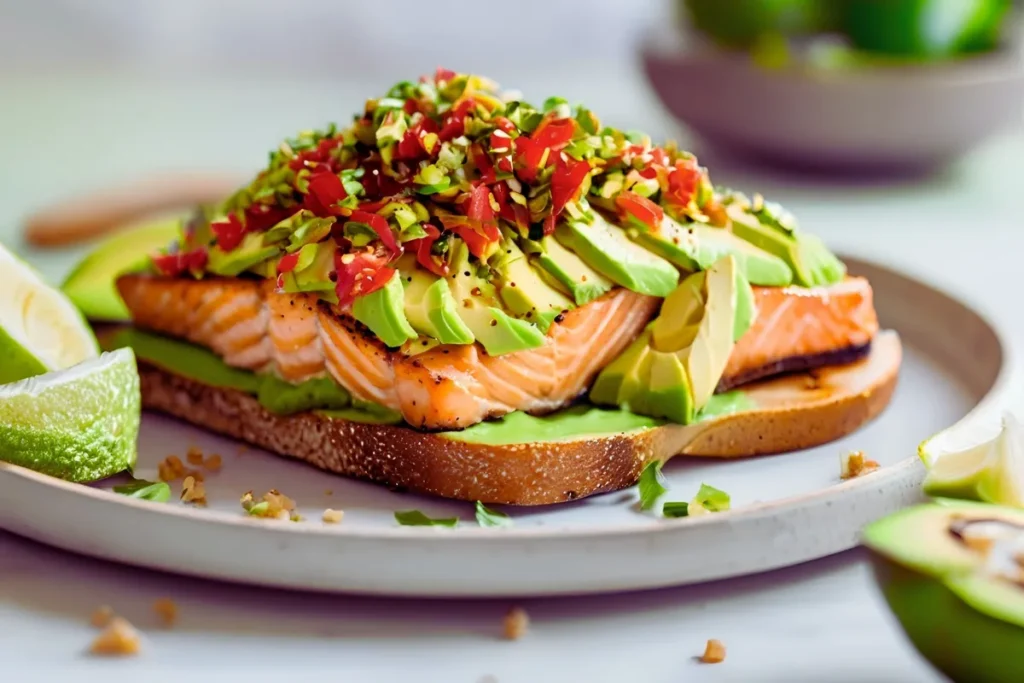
[550,158,591,220]
[346,210,401,259]
[210,215,245,252]
[530,115,575,151]
[306,172,348,216]
[664,159,702,212]
[615,191,664,232]
[492,182,529,234]
[277,252,300,274]
[470,143,497,184]
[333,251,395,309]
[408,224,448,277]
[152,248,208,277]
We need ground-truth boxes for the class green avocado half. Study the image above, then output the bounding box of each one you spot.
[863,500,1024,683]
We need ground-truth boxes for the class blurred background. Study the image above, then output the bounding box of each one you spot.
[1,0,1023,280]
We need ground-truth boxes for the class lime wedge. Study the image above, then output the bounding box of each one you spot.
[920,410,1024,506]
[61,218,180,321]
[0,348,140,482]
[0,241,99,385]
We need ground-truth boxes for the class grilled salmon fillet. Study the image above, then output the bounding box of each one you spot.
[116,275,879,430]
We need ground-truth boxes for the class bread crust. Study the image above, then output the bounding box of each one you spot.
[137,331,902,505]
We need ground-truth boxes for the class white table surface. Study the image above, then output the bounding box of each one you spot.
[1,61,1021,682]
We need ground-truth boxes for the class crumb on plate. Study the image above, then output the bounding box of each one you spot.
[840,451,879,480]
[153,598,177,627]
[323,508,344,524]
[180,476,207,506]
[503,607,529,640]
[90,617,141,657]
[204,454,222,472]
[158,455,187,482]
[186,446,204,466]
[242,489,298,521]
[700,639,726,664]
[90,605,114,628]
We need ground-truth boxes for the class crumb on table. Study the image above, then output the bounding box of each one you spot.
[700,639,726,664]
[203,454,223,472]
[90,617,141,657]
[153,598,177,628]
[503,607,529,640]
[323,508,344,524]
[90,605,114,628]
[840,451,880,480]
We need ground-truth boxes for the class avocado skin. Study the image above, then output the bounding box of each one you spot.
[351,271,418,348]
[869,554,1024,683]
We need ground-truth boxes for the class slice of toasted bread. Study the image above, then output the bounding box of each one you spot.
[137,330,901,505]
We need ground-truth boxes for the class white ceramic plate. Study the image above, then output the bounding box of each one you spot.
[0,256,1013,597]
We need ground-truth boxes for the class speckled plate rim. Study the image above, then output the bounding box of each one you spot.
[0,254,1016,597]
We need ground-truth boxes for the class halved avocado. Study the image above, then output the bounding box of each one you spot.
[863,501,1024,683]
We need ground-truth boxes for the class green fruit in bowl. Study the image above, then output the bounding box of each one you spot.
[863,501,1024,683]
[842,0,1013,58]
[682,0,839,47]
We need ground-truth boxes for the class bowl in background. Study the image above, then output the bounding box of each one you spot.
[640,24,1024,172]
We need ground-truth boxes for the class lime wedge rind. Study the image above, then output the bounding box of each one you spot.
[920,408,1024,508]
[0,348,141,482]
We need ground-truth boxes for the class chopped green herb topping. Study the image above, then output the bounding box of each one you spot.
[112,479,171,503]
[475,501,513,528]
[638,460,669,510]
[394,509,459,528]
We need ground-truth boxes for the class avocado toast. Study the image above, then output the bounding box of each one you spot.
[105,68,901,505]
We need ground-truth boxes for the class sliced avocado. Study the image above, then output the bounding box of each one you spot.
[446,242,545,356]
[632,217,793,286]
[258,374,350,415]
[532,235,614,306]
[399,257,474,345]
[728,206,846,287]
[646,350,695,424]
[589,326,696,425]
[280,241,338,295]
[677,256,739,411]
[589,329,652,408]
[863,502,1024,683]
[492,238,574,334]
[207,231,282,278]
[652,271,706,353]
[61,218,181,322]
[351,270,418,348]
[556,213,679,298]
[733,269,758,342]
